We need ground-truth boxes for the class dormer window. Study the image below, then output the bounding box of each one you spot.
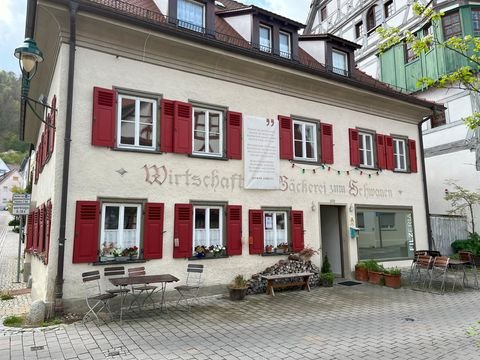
[332,49,348,76]
[177,0,205,32]
[279,31,291,59]
[259,25,272,53]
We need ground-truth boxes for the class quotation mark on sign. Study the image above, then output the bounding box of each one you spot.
[265,118,275,127]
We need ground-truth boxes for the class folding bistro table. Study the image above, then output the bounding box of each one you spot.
[109,274,179,318]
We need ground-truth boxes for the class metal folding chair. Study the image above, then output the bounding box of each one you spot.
[175,264,204,310]
[409,250,427,283]
[82,270,117,322]
[428,256,450,294]
[127,267,157,310]
[458,251,478,289]
[410,254,432,290]
[104,267,130,321]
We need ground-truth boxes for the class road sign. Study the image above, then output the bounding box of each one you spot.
[13,199,30,205]
[12,194,31,201]
[12,207,30,215]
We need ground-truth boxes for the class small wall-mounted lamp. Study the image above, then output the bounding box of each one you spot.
[14,38,55,128]
[311,201,316,212]
[349,204,354,213]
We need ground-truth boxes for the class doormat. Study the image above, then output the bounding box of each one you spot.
[337,281,362,286]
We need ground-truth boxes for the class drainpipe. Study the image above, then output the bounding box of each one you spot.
[419,116,434,251]
[54,0,78,315]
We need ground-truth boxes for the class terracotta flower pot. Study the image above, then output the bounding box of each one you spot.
[368,270,383,285]
[229,287,248,301]
[355,267,369,281]
[384,274,401,289]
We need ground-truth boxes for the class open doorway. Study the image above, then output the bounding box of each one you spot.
[320,205,348,277]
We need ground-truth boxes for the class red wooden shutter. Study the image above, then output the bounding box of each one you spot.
[173,204,193,258]
[160,99,175,152]
[26,213,34,252]
[49,96,56,155]
[44,201,52,265]
[73,201,100,263]
[385,135,395,170]
[226,111,242,160]
[249,210,264,254]
[34,151,39,183]
[409,139,418,173]
[38,135,44,170]
[376,134,386,169]
[227,205,242,256]
[42,128,48,164]
[349,128,360,166]
[321,123,334,164]
[92,87,116,147]
[291,210,304,253]
[143,203,164,259]
[38,204,45,252]
[279,116,293,160]
[173,101,192,154]
[33,209,39,250]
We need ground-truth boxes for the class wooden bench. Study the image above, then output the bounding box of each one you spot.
[260,272,314,296]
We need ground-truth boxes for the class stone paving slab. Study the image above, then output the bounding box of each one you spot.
[0,212,32,317]
[1,283,480,359]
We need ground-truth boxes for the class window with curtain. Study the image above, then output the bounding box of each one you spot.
[192,107,223,157]
[359,131,374,168]
[393,138,407,171]
[264,211,288,249]
[332,50,348,76]
[193,206,224,253]
[259,25,272,53]
[279,31,291,59]
[293,120,317,161]
[177,0,205,32]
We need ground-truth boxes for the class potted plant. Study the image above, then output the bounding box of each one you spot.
[355,261,369,282]
[320,255,334,287]
[228,274,249,300]
[364,259,383,285]
[299,246,319,262]
[265,245,273,253]
[122,246,139,259]
[277,243,289,254]
[194,245,206,258]
[383,267,402,289]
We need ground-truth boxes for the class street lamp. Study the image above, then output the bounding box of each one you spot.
[14,37,55,127]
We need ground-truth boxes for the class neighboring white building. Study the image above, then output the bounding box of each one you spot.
[305,0,480,235]
[0,169,22,210]
[0,158,9,177]
[21,0,440,311]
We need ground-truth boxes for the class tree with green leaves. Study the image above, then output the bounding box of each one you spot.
[377,2,480,130]
[444,182,480,234]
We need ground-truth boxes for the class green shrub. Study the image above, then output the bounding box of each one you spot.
[355,261,366,269]
[3,315,24,327]
[8,218,19,227]
[384,267,401,276]
[451,232,480,255]
[321,255,332,274]
[364,259,383,272]
[319,272,335,287]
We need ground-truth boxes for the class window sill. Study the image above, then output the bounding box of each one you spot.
[262,252,290,257]
[112,148,161,155]
[393,169,410,174]
[188,154,228,161]
[93,259,146,266]
[188,255,229,261]
[357,165,379,171]
[291,159,320,166]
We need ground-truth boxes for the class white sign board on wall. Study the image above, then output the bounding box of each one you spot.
[244,116,280,190]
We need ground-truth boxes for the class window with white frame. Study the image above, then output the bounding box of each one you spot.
[264,211,288,249]
[100,203,141,259]
[193,107,223,157]
[332,50,348,76]
[259,25,272,53]
[177,0,205,32]
[279,31,291,59]
[193,206,223,253]
[293,120,317,161]
[393,138,407,171]
[117,95,157,150]
[359,132,375,168]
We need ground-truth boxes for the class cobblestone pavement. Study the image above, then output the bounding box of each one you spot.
[1,282,480,359]
[0,211,32,317]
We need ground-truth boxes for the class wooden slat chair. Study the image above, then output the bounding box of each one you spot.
[410,254,432,290]
[104,267,130,321]
[82,270,117,322]
[409,250,427,283]
[175,264,204,311]
[458,251,478,289]
[127,267,157,310]
[428,256,450,294]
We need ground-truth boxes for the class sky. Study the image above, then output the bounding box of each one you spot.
[0,0,310,74]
